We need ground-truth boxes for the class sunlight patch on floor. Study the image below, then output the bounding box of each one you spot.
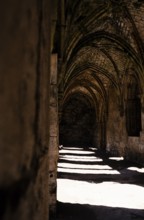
[127,167,144,173]
[59,155,103,162]
[59,156,103,162]
[58,161,119,174]
[60,155,98,159]
[61,147,84,150]
[60,149,95,155]
[58,167,120,174]
[109,157,124,161]
[58,163,112,170]
[57,179,144,209]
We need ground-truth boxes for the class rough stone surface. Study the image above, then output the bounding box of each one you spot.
[0,1,51,220]
[49,54,59,216]
[1,1,144,220]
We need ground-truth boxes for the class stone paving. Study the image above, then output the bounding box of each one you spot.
[55,147,144,220]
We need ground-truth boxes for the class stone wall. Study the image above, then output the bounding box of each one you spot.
[107,86,144,165]
[0,1,51,219]
[49,54,59,216]
[107,89,123,155]
[125,111,144,165]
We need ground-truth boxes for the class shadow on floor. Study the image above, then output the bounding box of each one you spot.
[56,202,144,220]
[58,148,144,186]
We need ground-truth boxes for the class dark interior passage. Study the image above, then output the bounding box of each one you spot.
[59,94,96,147]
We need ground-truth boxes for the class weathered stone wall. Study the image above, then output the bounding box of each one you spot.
[107,86,144,165]
[0,1,51,220]
[125,111,144,165]
[107,87,127,156]
[49,54,59,216]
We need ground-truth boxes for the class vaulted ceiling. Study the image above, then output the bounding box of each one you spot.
[53,0,144,121]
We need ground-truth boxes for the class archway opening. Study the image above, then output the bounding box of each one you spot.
[126,76,142,137]
[59,93,96,148]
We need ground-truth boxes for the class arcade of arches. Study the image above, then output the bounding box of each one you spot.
[0,0,144,220]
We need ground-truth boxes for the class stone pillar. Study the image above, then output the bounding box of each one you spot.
[96,121,101,149]
[57,0,65,58]
[119,115,127,156]
[140,94,144,130]
[92,119,98,149]
[139,95,144,156]
[49,54,59,216]
[58,90,63,123]
[100,120,106,151]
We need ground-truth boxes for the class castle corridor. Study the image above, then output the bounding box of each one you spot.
[0,1,144,220]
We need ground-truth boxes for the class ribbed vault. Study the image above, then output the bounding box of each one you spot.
[55,0,144,149]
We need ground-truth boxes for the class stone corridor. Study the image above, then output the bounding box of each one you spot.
[2,1,144,220]
[56,147,144,220]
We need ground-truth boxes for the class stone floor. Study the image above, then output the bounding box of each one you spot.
[55,147,144,220]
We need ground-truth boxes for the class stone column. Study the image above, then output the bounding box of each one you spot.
[139,94,144,156]
[58,90,64,123]
[57,0,65,58]
[140,94,144,130]
[92,119,98,149]
[100,120,106,151]
[119,115,127,156]
[49,54,59,216]
[96,121,101,149]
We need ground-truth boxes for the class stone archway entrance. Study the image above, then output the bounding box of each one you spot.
[59,93,96,148]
